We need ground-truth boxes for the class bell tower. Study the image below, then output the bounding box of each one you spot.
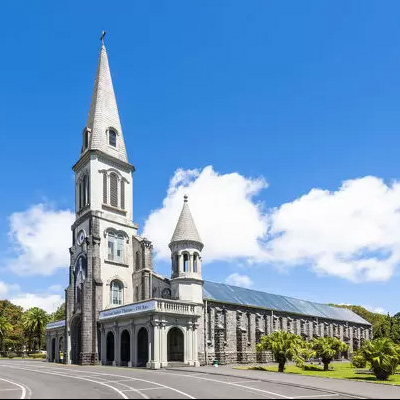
[169,195,204,303]
[66,35,139,365]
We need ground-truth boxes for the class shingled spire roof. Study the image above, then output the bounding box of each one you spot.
[169,195,203,247]
[85,43,128,163]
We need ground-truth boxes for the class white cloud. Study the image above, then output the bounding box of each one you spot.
[144,167,400,283]
[265,176,400,282]
[0,280,20,298]
[10,293,63,314]
[0,280,62,313]
[225,273,253,288]
[48,284,64,293]
[6,204,74,276]
[143,165,268,261]
[363,305,387,315]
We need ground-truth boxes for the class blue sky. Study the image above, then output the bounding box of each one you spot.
[1,1,400,314]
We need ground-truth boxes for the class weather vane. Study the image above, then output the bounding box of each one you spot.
[100,31,106,45]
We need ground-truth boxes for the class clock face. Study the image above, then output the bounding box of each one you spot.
[77,230,86,245]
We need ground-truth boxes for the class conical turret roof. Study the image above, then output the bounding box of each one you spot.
[170,195,203,246]
[85,43,128,163]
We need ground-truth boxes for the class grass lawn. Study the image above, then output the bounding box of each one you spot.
[238,362,400,386]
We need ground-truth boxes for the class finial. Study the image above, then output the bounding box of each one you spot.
[184,194,188,202]
[100,31,106,45]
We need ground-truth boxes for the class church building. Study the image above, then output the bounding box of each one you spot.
[45,40,372,368]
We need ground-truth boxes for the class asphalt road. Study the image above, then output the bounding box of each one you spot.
[0,360,398,399]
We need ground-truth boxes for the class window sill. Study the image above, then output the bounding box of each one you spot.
[104,259,129,268]
[102,203,127,216]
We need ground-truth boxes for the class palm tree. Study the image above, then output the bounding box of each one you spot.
[359,338,400,380]
[256,330,308,372]
[22,308,49,352]
[0,316,12,352]
[311,337,349,371]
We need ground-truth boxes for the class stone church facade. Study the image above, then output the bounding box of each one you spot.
[46,40,372,368]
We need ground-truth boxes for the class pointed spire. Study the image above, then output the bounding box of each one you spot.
[85,38,128,163]
[169,195,203,248]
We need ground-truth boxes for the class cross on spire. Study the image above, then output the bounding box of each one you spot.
[100,31,106,45]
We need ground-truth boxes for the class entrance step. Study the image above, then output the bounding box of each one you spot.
[166,362,188,368]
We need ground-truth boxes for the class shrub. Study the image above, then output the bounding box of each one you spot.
[257,331,308,372]
[351,350,367,368]
[28,353,46,359]
[359,338,400,380]
[311,337,349,371]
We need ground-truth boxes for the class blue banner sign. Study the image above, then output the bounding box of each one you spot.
[99,300,156,320]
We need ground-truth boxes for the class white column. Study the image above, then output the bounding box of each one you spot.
[130,322,135,367]
[189,254,194,273]
[187,325,193,365]
[193,324,199,367]
[160,323,168,368]
[55,336,60,363]
[178,254,183,274]
[149,322,160,369]
[114,327,119,367]
[101,329,106,365]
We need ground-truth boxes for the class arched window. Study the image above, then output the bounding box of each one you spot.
[193,253,198,273]
[110,280,123,305]
[135,251,141,271]
[107,232,115,260]
[103,173,107,204]
[109,129,117,147]
[175,254,179,275]
[107,232,124,263]
[83,130,89,149]
[183,253,189,272]
[121,180,125,209]
[82,175,89,206]
[110,173,118,207]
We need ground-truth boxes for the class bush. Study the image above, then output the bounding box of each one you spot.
[351,351,367,368]
[7,352,17,359]
[359,338,400,380]
[28,353,46,359]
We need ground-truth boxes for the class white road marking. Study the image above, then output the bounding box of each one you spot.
[293,395,342,399]
[153,371,293,399]
[26,364,196,399]
[0,388,21,391]
[0,377,31,399]
[0,365,135,399]
[125,387,164,392]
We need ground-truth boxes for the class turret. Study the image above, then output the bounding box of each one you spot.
[169,195,203,303]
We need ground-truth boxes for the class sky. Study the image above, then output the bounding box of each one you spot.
[1,1,400,314]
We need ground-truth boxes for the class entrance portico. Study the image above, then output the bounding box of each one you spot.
[98,299,202,369]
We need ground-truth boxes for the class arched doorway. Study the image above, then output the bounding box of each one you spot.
[70,315,82,364]
[59,337,64,363]
[137,328,148,367]
[51,338,56,362]
[167,327,184,362]
[120,330,130,366]
[106,332,115,364]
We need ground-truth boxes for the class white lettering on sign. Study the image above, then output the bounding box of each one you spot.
[99,300,156,320]
[46,320,66,330]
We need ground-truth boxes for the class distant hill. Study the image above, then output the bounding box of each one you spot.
[328,304,386,326]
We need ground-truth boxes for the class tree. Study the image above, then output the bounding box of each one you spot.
[359,338,400,380]
[51,303,65,322]
[0,301,24,352]
[311,337,349,371]
[0,316,12,352]
[256,331,308,372]
[22,308,49,351]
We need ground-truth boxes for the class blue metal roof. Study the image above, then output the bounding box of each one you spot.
[203,281,370,325]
